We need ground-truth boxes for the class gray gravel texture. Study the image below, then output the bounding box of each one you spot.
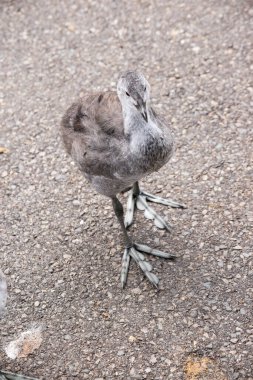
[1,0,253,379]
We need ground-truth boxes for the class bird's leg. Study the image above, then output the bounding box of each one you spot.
[112,196,132,248]
[125,181,186,230]
[111,196,175,288]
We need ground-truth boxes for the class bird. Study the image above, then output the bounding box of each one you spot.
[60,70,185,288]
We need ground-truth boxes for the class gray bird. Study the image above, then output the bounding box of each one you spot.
[61,70,185,287]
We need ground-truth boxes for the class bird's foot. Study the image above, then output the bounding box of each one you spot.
[125,189,186,230]
[121,243,176,288]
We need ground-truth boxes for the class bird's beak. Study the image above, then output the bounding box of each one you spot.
[140,101,148,122]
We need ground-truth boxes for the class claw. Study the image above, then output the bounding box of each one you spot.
[142,191,186,209]
[144,271,159,287]
[137,195,172,231]
[120,243,175,288]
[0,370,39,380]
[135,243,176,259]
[129,246,160,287]
[125,187,183,231]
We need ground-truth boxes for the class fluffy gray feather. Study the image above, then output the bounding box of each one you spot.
[61,71,174,197]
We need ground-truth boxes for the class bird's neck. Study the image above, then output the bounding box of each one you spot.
[122,105,151,136]
[122,105,165,158]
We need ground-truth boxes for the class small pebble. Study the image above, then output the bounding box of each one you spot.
[128,335,137,343]
[150,354,157,364]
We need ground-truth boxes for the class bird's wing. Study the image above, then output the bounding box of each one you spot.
[61,91,126,179]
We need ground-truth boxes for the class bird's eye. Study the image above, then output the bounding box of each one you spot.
[144,86,146,91]
[125,92,130,97]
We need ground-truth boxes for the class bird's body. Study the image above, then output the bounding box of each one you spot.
[61,91,174,197]
[61,71,184,287]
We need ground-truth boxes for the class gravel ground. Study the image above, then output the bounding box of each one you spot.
[1,0,253,379]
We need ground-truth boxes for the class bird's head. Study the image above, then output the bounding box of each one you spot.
[117,70,150,122]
